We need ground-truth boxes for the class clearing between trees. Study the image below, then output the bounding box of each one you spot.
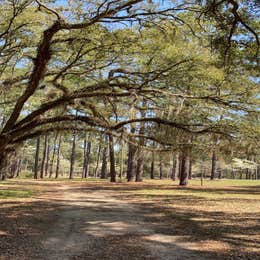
[0,179,259,260]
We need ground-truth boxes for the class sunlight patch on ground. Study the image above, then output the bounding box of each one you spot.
[0,230,8,236]
[83,221,150,237]
[144,234,231,252]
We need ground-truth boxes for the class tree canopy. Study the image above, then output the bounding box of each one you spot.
[0,0,259,184]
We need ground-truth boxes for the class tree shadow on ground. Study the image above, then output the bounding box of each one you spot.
[0,182,259,259]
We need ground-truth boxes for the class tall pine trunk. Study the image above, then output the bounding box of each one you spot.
[55,134,62,179]
[45,136,50,176]
[136,148,144,182]
[69,132,76,179]
[150,151,155,179]
[188,157,192,179]
[40,134,48,179]
[210,151,217,180]
[34,136,41,179]
[49,132,58,178]
[82,134,87,178]
[136,110,145,182]
[109,134,116,182]
[127,127,136,182]
[179,150,190,186]
[172,153,179,181]
[100,146,108,179]
[119,140,124,179]
[159,160,163,179]
[94,143,101,178]
[82,133,91,179]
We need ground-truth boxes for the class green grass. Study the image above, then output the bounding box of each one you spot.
[135,188,259,200]
[135,179,260,200]
[145,178,260,186]
[0,189,35,199]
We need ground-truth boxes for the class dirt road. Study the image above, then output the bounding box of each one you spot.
[0,182,229,260]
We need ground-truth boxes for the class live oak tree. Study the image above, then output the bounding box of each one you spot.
[0,0,259,183]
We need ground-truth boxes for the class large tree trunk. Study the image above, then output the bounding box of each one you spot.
[49,132,58,178]
[0,152,9,181]
[150,151,155,179]
[34,136,41,179]
[100,146,108,179]
[55,134,62,179]
[109,134,116,182]
[179,151,190,186]
[172,153,179,181]
[40,134,48,179]
[94,143,101,178]
[69,132,76,179]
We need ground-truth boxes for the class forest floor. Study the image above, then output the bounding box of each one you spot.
[0,179,259,260]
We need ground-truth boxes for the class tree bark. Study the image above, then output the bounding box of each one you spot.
[9,151,19,178]
[55,134,62,179]
[10,155,22,178]
[16,157,22,177]
[40,134,48,179]
[100,146,108,179]
[150,151,155,179]
[109,134,116,182]
[82,134,87,178]
[119,140,124,179]
[172,153,179,181]
[179,151,190,186]
[188,157,192,179]
[210,151,217,180]
[127,128,136,182]
[69,132,76,179]
[218,167,222,179]
[136,110,145,182]
[0,152,8,181]
[94,143,101,178]
[34,136,41,179]
[45,136,50,176]
[159,160,163,179]
[49,132,58,178]
[136,148,144,182]
[82,133,91,179]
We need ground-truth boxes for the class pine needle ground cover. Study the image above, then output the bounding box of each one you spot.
[0,179,259,259]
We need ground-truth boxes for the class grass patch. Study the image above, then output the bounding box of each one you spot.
[135,187,260,199]
[145,178,260,187]
[0,189,35,199]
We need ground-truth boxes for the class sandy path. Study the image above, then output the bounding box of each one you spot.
[1,182,212,260]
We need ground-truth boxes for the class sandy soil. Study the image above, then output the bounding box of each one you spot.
[0,181,257,260]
